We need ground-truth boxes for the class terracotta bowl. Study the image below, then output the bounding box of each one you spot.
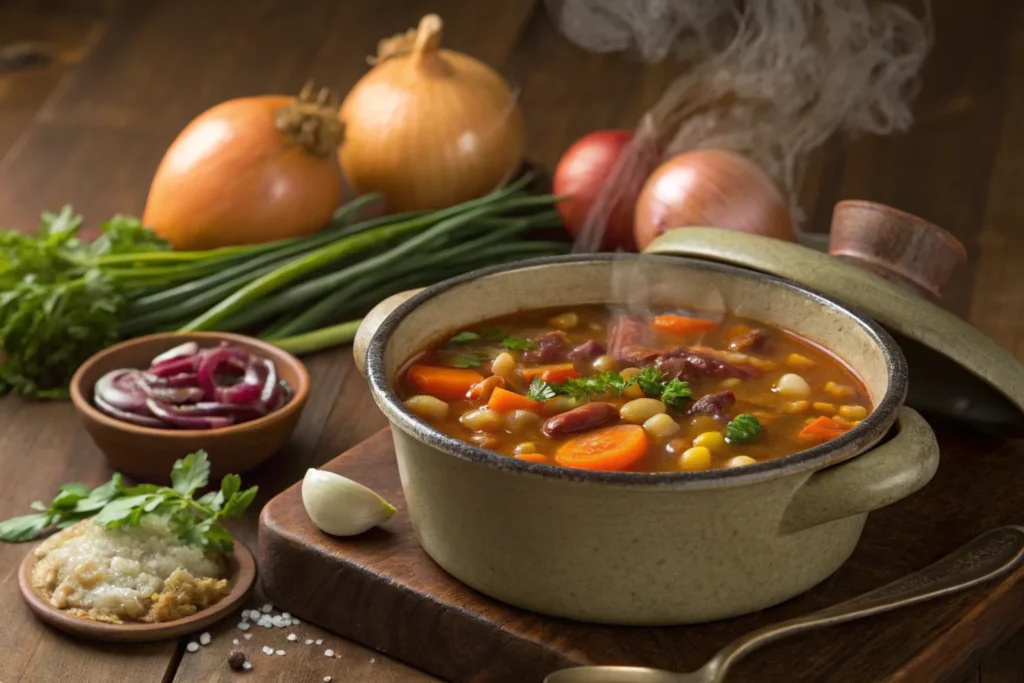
[70,332,310,482]
[354,255,939,625]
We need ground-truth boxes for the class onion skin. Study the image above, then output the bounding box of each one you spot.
[339,15,524,212]
[633,150,795,250]
[143,96,342,250]
[553,130,638,251]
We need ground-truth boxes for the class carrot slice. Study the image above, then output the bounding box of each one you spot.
[798,416,851,446]
[407,365,484,401]
[515,452,551,464]
[487,386,543,413]
[555,425,649,471]
[521,363,581,383]
[653,314,717,337]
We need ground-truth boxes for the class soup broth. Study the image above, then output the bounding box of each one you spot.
[396,306,872,473]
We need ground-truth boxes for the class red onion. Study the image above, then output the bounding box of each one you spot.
[92,341,291,431]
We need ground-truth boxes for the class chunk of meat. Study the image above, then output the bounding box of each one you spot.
[569,340,606,363]
[686,391,736,421]
[542,402,619,437]
[608,316,653,364]
[655,348,760,381]
[728,329,774,354]
[524,330,569,364]
[617,346,664,368]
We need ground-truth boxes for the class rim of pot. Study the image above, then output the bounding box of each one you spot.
[366,253,908,490]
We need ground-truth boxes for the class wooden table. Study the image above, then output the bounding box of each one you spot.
[2,0,1024,681]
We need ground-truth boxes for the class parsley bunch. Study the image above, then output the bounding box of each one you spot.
[0,451,257,553]
[526,366,693,408]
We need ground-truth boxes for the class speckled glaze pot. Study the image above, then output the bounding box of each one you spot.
[354,255,939,625]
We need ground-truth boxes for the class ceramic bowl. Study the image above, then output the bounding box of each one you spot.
[354,254,939,626]
[70,332,310,482]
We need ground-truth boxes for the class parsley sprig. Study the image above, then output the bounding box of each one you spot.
[0,451,257,552]
[502,336,539,351]
[528,366,692,407]
[726,414,762,443]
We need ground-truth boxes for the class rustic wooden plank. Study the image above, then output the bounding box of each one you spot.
[0,399,178,683]
[979,629,1024,683]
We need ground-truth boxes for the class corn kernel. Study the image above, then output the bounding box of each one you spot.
[693,431,725,450]
[839,405,868,420]
[825,381,856,401]
[783,400,809,414]
[812,402,836,414]
[727,455,757,468]
[549,311,579,330]
[720,377,741,388]
[786,353,816,369]
[680,446,712,471]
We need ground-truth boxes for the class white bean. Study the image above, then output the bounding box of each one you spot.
[619,398,666,424]
[460,408,503,432]
[506,409,541,431]
[643,413,680,439]
[775,373,811,399]
[404,395,448,421]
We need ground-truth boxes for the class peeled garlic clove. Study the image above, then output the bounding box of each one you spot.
[301,468,396,536]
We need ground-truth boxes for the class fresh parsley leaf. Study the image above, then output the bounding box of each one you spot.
[502,336,539,351]
[51,483,91,511]
[661,379,692,407]
[200,522,235,554]
[555,377,591,400]
[449,353,485,369]
[526,377,557,402]
[171,450,211,495]
[221,486,258,519]
[726,414,762,443]
[448,331,480,345]
[93,494,155,527]
[634,366,666,398]
[0,513,51,542]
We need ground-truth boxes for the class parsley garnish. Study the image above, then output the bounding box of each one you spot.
[449,353,486,369]
[502,336,539,351]
[661,379,693,407]
[526,377,557,402]
[726,414,762,443]
[0,451,256,552]
[635,366,666,397]
[480,328,506,341]
[448,331,480,345]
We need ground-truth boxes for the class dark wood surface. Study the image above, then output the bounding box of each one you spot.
[2,0,1024,681]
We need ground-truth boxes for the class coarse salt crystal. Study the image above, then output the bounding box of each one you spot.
[237,622,250,631]
[232,639,239,646]
[369,657,376,663]
[305,639,313,645]
[315,639,323,645]
[276,650,285,656]
[282,612,291,619]
[242,662,252,671]
[262,603,273,613]
[324,649,334,657]
[243,634,252,641]
[186,642,199,653]
[262,646,273,655]
[324,677,332,682]
[287,634,298,642]
[199,632,211,646]
[292,618,301,625]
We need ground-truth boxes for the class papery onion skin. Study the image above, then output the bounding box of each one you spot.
[633,149,795,250]
[553,130,639,251]
[143,94,343,250]
[339,14,524,212]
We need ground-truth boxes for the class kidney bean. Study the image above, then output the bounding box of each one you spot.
[686,390,736,421]
[466,375,506,402]
[542,402,619,437]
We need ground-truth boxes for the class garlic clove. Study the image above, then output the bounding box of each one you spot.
[301,469,396,536]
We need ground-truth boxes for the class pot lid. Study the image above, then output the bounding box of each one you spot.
[644,227,1024,437]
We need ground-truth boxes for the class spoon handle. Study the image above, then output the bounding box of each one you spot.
[706,526,1024,681]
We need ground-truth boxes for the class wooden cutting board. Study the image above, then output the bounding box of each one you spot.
[258,427,1024,683]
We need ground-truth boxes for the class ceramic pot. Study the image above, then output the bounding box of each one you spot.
[354,255,939,625]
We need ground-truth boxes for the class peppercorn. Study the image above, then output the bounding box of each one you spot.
[228,650,246,671]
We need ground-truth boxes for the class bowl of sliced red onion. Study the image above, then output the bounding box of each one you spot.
[70,332,309,481]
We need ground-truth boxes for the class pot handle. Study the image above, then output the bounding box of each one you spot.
[353,289,424,377]
[780,407,939,534]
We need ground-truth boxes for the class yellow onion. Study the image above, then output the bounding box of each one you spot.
[339,14,524,212]
[634,149,795,250]
[144,84,344,250]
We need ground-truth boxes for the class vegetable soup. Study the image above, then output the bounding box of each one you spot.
[396,306,872,472]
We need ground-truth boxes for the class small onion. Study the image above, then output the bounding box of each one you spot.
[633,149,795,250]
[339,14,524,211]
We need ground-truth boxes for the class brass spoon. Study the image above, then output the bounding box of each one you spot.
[545,526,1024,683]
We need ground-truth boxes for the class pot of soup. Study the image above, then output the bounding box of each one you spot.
[354,254,938,625]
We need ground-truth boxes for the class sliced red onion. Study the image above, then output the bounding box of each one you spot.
[150,341,199,367]
[95,369,148,412]
[215,363,262,405]
[257,358,279,410]
[196,346,234,400]
[140,384,206,404]
[144,372,200,388]
[145,398,234,430]
[186,402,267,421]
[150,355,200,377]
[95,395,164,427]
